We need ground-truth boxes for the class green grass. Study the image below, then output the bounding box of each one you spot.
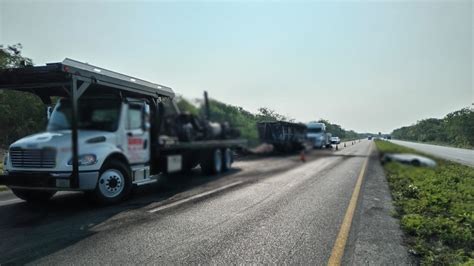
[375,140,474,265]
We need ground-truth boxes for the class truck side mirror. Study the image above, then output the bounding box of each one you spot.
[46,106,53,120]
[142,104,151,131]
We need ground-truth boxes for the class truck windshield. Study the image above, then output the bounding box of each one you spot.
[47,99,121,132]
[308,128,322,133]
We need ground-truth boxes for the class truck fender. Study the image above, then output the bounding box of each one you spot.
[102,152,131,173]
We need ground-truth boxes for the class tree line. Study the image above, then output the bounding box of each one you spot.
[316,119,362,141]
[392,108,474,148]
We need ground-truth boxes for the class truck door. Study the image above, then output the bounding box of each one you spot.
[125,102,150,164]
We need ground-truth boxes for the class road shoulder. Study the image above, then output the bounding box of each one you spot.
[343,149,416,265]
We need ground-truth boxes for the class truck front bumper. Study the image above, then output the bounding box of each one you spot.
[0,171,99,191]
[312,140,323,148]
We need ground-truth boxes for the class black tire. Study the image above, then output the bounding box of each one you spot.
[11,188,56,203]
[200,149,222,175]
[90,160,132,205]
[222,148,233,172]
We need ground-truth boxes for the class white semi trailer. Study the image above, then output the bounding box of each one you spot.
[0,59,246,204]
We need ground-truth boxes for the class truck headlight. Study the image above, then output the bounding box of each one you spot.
[68,154,97,166]
[3,152,8,165]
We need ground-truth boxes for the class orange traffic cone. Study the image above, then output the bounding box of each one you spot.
[300,150,306,162]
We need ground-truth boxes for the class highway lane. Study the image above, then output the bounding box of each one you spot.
[390,140,474,167]
[0,140,406,264]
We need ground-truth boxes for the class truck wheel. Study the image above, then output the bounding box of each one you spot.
[91,160,132,204]
[200,149,222,175]
[222,148,233,171]
[11,188,56,203]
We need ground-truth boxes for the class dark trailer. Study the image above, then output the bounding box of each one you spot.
[0,59,246,203]
[257,121,307,152]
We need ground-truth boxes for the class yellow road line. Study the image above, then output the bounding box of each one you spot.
[327,143,372,266]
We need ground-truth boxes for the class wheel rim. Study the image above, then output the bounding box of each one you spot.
[224,149,232,169]
[98,169,125,198]
[214,149,222,173]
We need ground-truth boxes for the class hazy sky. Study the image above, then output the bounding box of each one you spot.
[1,0,472,133]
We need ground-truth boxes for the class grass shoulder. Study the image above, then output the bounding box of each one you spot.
[375,140,474,265]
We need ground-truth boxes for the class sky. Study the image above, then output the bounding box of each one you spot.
[1,0,472,133]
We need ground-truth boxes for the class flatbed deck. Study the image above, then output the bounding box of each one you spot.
[160,139,247,151]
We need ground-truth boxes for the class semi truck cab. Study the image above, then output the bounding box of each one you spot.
[4,94,157,202]
[306,122,331,149]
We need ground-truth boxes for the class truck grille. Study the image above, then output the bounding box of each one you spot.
[9,148,56,168]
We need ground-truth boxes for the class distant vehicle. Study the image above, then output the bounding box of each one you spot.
[307,122,331,148]
[386,135,392,140]
[330,136,340,144]
[368,136,373,140]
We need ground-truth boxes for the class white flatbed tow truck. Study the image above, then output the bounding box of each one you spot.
[0,59,246,204]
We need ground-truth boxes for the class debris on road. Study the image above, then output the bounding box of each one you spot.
[381,153,437,167]
[247,143,275,154]
[300,150,306,162]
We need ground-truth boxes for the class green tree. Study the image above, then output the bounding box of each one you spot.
[0,44,45,147]
[256,107,288,122]
[0,44,33,68]
[175,96,199,116]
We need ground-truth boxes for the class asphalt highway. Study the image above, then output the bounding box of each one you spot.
[0,140,410,264]
[390,140,474,167]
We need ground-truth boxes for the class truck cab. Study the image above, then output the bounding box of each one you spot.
[3,90,157,202]
[306,122,330,149]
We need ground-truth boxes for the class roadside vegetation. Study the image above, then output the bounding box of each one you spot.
[392,108,474,149]
[319,119,361,141]
[0,44,45,148]
[375,140,474,265]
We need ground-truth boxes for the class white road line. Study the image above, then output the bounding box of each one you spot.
[148,180,244,213]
